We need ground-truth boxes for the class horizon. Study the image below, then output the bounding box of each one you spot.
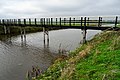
[0,0,120,18]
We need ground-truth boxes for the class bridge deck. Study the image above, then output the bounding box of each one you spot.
[0,16,120,30]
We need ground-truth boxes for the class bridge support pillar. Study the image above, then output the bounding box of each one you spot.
[3,26,7,34]
[43,27,49,47]
[3,26,11,35]
[82,29,87,44]
[20,27,26,43]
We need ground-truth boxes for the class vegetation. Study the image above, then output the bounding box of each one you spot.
[34,31,120,80]
[0,26,59,35]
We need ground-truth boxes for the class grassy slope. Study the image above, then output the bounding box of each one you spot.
[35,31,120,80]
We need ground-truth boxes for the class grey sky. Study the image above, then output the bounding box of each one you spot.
[0,0,120,18]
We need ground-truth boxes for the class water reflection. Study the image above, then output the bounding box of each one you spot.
[0,29,101,80]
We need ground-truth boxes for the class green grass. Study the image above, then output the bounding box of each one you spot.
[35,31,120,80]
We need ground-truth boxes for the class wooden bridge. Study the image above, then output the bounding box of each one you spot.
[0,16,120,44]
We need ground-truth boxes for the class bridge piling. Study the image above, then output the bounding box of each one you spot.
[19,19,26,42]
[115,16,118,27]
[81,17,87,44]
[43,27,49,46]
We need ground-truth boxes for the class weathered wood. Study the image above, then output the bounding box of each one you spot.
[35,18,37,26]
[60,18,61,27]
[51,18,53,26]
[81,17,83,28]
[29,19,31,25]
[98,17,101,27]
[87,18,89,26]
[46,18,48,25]
[24,19,26,26]
[56,18,57,25]
[69,17,71,26]
[64,18,66,25]
[84,17,86,29]
[115,16,118,27]
[73,18,75,25]
[18,19,21,26]
[0,16,119,31]
[0,19,1,24]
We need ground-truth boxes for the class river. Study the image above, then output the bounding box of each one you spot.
[0,29,101,80]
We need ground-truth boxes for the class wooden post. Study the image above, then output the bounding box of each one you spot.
[64,18,66,25]
[7,19,10,34]
[24,19,26,26]
[24,19,26,39]
[73,18,75,25]
[69,17,71,26]
[87,17,89,26]
[46,18,48,25]
[43,27,49,46]
[82,17,87,44]
[115,16,118,27]
[0,19,1,25]
[40,18,43,26]
[60,18,61,27]
[44,18,45,26]
[98,17,101,27]
[100,17,102,26]
[43,27,45,43]
[14,19,16,26]
[29,19,31,26]
[35,18,37,26]
[18,19,21,26]
[2,19,7,34]
[81,17,83,28]
[51,18,53,26]
[56,18,57,25]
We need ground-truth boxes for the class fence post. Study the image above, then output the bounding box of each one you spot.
[60,17,61,27]
[56,18,57,25]
[82,17,87,44]
[29,19,31,26]
[98,17,101,27]
[69,17,71,26]
[73,18,75,25]
[35,18,37,26]
[64,18,66,25]
[115,16,118,27]
[51,18,53,26]
[87,17,89,26]
[81,17,83,29]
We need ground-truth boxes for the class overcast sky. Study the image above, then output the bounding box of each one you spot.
[0,0,120,18]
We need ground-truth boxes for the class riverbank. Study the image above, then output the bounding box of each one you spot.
[0,26,59,35]
[34,30,120,80]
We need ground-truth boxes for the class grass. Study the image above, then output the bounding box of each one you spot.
[34,30,120,80]
[0,26,59,36]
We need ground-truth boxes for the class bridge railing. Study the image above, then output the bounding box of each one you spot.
[0,16,119,28]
